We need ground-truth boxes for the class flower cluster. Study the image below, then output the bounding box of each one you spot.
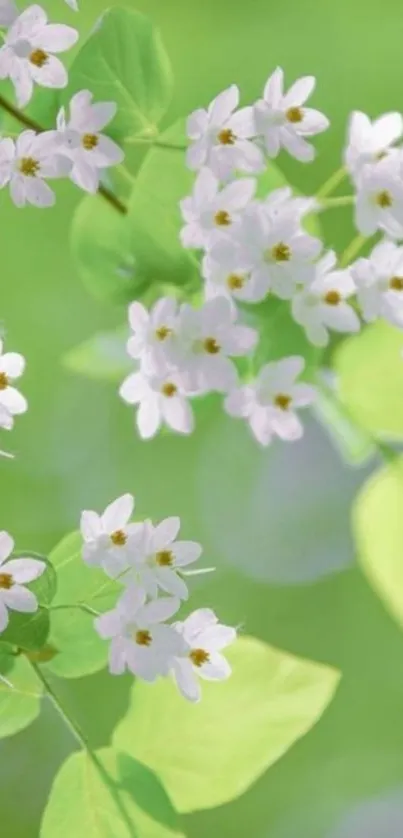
[81,493,236,702]
[0,339,27,457]
[0,530,46,631]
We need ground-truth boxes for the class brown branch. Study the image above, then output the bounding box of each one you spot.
[0,93,128,215]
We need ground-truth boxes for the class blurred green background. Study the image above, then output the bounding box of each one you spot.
[3,0,403,835]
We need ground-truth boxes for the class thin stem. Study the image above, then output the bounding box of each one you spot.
[126,136,187,152]
[318,195,354,210]
[45,602,100,617]
[316,166,347,199]
[0,93,128,215]
[340,234,367,267]
[30,661,136,834]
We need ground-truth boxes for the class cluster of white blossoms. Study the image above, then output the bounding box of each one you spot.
[0,339,27,457]
[0,531,46,631]
[81,493,236,702]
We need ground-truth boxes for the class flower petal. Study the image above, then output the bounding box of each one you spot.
[208,84,239,126]
[173,657,201,702]
[171,541,202,567]
[152,517,181,550]
[2,585,37,613]
[0,531,13,564]
[102,493,134,532]
[5,558,45,584]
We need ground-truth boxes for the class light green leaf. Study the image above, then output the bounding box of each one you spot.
[249,296,323,373]
[0,554,56,651]
[0,651,43,738]
[313,377,375,466]
[71,194,144,305]
[40,748,185,838]
[353,457,403,628]
[63,326,133,382]
[127,120,199,290]
[44,532,119,679]
[114,636,340,812]
[334,320,403,439]
[65,8,173,142]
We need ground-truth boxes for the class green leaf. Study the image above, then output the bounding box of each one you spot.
[353,457,403,628]
[334,320,403,439]
[65,7,173,142]
[40,748,185,838]
[249,296,323,373]
[63,326,133,382]
[0,554,56,652]
[71,194,144,305]
[114,636,340,812]
[313,378,375,466]
[127,120,199,290]
[44,533,119,679]
[0,652,43,738]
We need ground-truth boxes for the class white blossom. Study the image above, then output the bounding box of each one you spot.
[119,370,194,439]
[173,296,258,393]
[0,4,78,107]
[345,111,403,182]
[0,0,17,26]
[56,90,124,193]
[186,84,265,181]
[355,156,403,238]
[120,516,202,601]
[95,588,184,681]
[180,167,256,250]
[127,297,179,375]
[291,251,360,346]
[254,68,329,162]
[351,239,403,328]
[0,531,45,632]
[172,609,236,703]
[0,131,71,208]
[80,493,144,578]
[202,246,267,305]
[0,339,27,424]
[225,356,317,446]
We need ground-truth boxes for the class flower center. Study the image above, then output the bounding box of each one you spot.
[161,381,177,398]
[274,393,292,411]
[203,337,220,354]
[270,242,291,262]
[156,550,173,566]
[217,128,236,145]
[110,529,127,546]
[0,372,9,391]
[389,276,403,291]
[227,273,245,290]
[190,648,210,667]
[0,572,13,590]
[286,106,303,123]
[155,326,172,341]
[82,133,99,151]
[135,630,152,646]
[375,190,393,208]
[19,157,40,177]
[29,48,48,67]
[214,210,231,226]
[324,290,341,305]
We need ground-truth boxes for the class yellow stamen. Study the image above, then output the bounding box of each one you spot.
[190,648,210,667]
[270,242,291,262]
[375,190,392,208]
[135,630,152,646]
[217,128,236,145]
[274,393,292,411]
[389,276,403,291]
[0,372,9,391]
[0,572,13,590]
[214,210,231,226]
[19,157,40,177]
[110,530,127,546]
[29,49,48,68]
[156,550,173,566]
[161,382,177,398]
[203,337,220,354]
[227,273,245,290]
[155,326,172,341]
[324,290,341,305]
[82,134,99,151]
[286,106,303,123]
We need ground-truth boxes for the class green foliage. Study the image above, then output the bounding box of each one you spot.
[313,379,375,465]
[126,120,199,291]
[40,748,185,838]
[0,652,43,738]
[0,555,56,652]
[250,296,323,374]
[353,457,403,628]
[44,533,119,679]
[114,636,340,812]
[334,320,403,439]
[65,7,173,143]
[63,326,133,382]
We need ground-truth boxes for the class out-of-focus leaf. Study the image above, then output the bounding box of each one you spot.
[0,651,43,738]
[63,326,133,382]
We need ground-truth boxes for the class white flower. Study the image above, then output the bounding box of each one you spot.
[291,251,360,346]
[80,494,144,578]
[345,111,403,181]
[261,185,318,222]
[351,239,403,328]
[186,84,265,181]
[225,356,316,446]
[127,297,179,375]
[254,68,329,162]
[355,156,403,238]
[119,370,194,439]
[95,588,184,681]
[202,246,267,305]
[121,516,202,600]
[56,90,124,193]
[219,201,321,300]
[0,531,46,632]
[173,297,258,393]
[172,609,236,703]
[0,340,27,424]
[0,131,71,208]
[0,4,78,107]
[0,0,18,26]
[180,167,256,250]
